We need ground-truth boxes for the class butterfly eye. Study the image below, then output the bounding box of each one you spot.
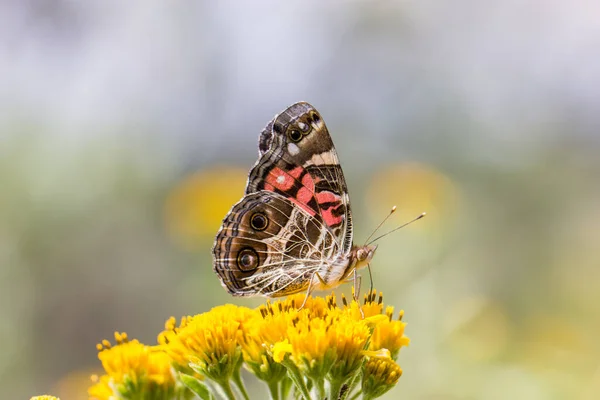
[288,129,302,142]
[237,248,259,271]
[310,111,321,123]
[357,249,367,261]
[250,212,268,231]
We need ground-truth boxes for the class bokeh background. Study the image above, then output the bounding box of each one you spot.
[2,1,600,399]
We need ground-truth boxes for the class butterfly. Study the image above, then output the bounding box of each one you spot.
[212,102,377,298]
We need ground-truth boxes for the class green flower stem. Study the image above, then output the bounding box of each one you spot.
[362,393,378,400]
[340,369,362,400]
[313,378,326,399]
[349,391,362,400]
[267,380,280,400]
[232,369,250,400]
[328,378,343,400]
[280,377,292,400]
[280,357,311,400]
[215,379,237,400]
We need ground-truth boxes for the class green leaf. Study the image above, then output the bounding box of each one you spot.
[279,355,311,400]
[179,373,214,400]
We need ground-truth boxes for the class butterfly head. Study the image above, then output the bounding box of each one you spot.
[352,244,378,270]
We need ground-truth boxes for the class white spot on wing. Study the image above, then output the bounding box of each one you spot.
[310,151,337,165]
[276,175,285,184]
[287,143,300,155]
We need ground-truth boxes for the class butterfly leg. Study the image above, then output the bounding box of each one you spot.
[367,263,374,298]
[298,272,326,310]
[352,269,362,302]
[352,269,365,319]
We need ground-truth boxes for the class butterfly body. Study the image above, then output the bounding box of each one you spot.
[212,102,376,297]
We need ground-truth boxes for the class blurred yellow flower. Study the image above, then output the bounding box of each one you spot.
[164,167,247,249]
[366,162,458,228]
[88,332,177,400]
[87,375,112,400]
[53,369,100,400]
[520,314,584,371]
[30,396,60,400]
[446,297,509,362]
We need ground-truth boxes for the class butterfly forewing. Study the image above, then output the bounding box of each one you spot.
[246,102,354,254]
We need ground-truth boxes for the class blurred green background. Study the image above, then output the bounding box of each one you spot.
[2,1,599,399]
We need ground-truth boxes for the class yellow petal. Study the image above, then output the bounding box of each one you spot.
[272,340,293,363]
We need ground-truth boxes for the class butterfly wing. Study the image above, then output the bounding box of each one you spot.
[212,191,345,297]
[246,102,354,254]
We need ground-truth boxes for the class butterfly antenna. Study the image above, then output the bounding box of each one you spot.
[366,212,426,246]
[363,206,397,246]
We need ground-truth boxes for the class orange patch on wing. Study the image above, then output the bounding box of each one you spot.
[290,198,316,216]
[297,187,313,205]
[322,207,343,226]
[265,167,296,191]
[316,191,338,204]
[301,171,315,192]
[316,191,344,227]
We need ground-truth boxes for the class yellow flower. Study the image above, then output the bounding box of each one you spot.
[362,357,403,399]
[369,307,410,359]
[87,375,112,400]
[159,304,253,382]
[325,311,372,398]
[253,294,330,360]
[339,290,387,322]
[259,295,338,399]
[88,332,177,400]
[272,340,294,364]
[90,290,408,399]
[30,396,60,400]
[339,291,408,362]
[328,312,371,374]
[159,304,258,399]
[263,291,407,399]
[238,305,288,383]
[262,292,407,375]
[277,308,338,379]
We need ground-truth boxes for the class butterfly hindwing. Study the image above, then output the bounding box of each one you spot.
[212,191,342,297]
